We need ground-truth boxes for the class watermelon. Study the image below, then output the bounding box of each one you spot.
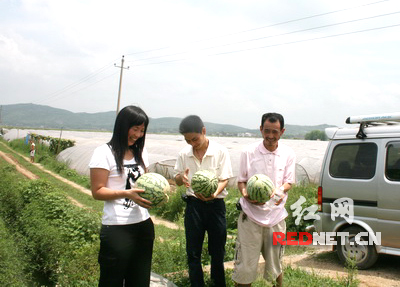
[191,170,218,197]
[136,173,170,206]
[246,174,275,203]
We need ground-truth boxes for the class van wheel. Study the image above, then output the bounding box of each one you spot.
[337,226,378,269]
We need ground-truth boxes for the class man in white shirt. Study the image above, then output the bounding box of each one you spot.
[232,112,296,287]
[174,115,233,287]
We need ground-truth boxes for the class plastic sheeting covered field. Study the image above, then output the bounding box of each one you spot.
[4,129,328,186]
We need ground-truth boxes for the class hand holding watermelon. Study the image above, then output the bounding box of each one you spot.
[246,174,275,205]
[126,187,153,209]
[270,187,285,206]
[242,190,263,205]
[191,170,219,200]
[125,179,151,208]
[195,191,215,202]
[182,168,190,188]
[135,173,170,207]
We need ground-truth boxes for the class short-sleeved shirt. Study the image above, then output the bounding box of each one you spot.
[89,144,150,225]
[30,143,36,156]
[238,141,296,227]
[174,140,233,198]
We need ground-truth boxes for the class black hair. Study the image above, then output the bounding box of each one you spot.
[108,106,149,173]
[261,112,285,130]
[179,115,204,134]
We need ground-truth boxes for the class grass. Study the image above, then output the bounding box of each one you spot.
[0,139,103,212]
[0,137,359,286]
[8,138,90,187]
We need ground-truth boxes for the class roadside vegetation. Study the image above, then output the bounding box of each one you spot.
[9,138,90,189]
[0,138,358,286]
[304,130,327,141]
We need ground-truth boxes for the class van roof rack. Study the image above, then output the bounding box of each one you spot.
[345,112,400,139]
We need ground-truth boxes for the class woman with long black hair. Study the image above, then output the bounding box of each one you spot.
[89,105,154,287]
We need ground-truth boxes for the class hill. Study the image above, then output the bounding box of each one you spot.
[0,103,335,138]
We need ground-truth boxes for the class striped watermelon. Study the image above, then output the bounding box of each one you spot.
[191,170,218,197]
[136,173,170,206]
[247,174,275,203]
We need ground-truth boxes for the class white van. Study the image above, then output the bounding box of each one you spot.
[310,113,400,269]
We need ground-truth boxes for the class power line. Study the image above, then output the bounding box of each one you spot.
[34,59,118,105]
[125,10,399,65]
[40,71,119,104]
[200,11,400,51]
[131,22,400,67]
[210,23,400,57]
[34,0,396,105]
[212,0,391,36]
[124,0,391,59]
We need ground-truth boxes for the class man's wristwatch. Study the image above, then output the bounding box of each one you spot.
[279,186,285,193]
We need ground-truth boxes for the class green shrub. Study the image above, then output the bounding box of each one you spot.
[305,130,327,141]
[0,218,30,287]
[282,265,348,287]
[0,165,26,225]
[17,204,68,283]
[152,225,187,275]
[225,189,241,232]
[58,242,100,286]
[48,137,75,154]
[285,184,318,233]
[17,180,101,247]
[0,165,101,286]
[151,185,186,222]
[8,138,91,189]
[29,133,75,154]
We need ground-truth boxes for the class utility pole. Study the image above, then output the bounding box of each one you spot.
[114,55,130,115]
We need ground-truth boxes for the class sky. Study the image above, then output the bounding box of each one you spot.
[1,0,400,129]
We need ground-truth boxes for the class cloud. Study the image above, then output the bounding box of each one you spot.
[1,0,400,128]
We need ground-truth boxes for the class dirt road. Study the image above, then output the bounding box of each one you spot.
[282,246,400,286]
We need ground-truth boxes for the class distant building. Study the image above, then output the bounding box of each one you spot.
[237,132,254,137]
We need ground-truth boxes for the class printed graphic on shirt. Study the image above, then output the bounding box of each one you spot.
[123,164,142,209]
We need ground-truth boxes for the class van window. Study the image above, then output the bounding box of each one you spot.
[386,142,400,181]
[330,143,377,179]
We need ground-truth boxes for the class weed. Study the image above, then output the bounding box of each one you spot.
[339,255,359,287]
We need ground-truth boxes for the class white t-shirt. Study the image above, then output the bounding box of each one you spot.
[174,140,233,198]
[89,143,150,225]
